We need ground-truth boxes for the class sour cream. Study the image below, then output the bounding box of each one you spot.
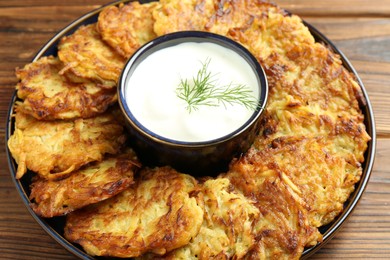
[125,42,260,142]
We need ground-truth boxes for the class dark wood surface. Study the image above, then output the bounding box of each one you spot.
[1,0,389,259]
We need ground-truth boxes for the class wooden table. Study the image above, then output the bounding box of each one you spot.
[0,0,389,259]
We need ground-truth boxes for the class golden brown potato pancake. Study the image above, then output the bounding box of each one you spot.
[228,13,315,61]
[65,166,204,258]
[30,149,140,218]
[153,0,283,37]
[7,109,126,180]
[205,0,284,36]
[245,136,361,228]
[153,0,215,36]
[58,24,126,86]
[98,1,159,58]
[15,56,116,120]
[225,160,322,260]
[228,14,366,129]
[147,178,260,259]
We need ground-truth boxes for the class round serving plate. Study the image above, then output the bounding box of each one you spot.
[5,0,376,259]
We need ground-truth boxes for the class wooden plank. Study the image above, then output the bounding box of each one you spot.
[303,17,390,41]
[0,6,105,36]
[278,0,390,16]
[0,0,108,7]
[1,0,390,16]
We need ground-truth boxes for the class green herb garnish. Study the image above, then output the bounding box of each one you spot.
[176,58,258,113]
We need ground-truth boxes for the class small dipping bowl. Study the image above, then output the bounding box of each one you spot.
[118,31,268,175]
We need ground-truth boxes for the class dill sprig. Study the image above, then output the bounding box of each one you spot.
[176,58,258,113]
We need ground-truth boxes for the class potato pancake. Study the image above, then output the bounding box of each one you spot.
[147,178,259,259]
[153,0,283,37]
[228,14,366,129]
[15,56,116,120]
[7,110,126,180]
[205,0,284,36]
[58,24,126,86]
[64,167,204,258]
[225,160,322,259]
[153,0,215,36]
[258,42,370,163]
[244,136,362,228]
[30,149,140,218]
[228,14,315,61]
[98,1,159,58]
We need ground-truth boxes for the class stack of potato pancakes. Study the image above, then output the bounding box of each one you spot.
[8,0,370,259]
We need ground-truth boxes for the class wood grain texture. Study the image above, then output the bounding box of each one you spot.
[278,0,390,16]
[0,1,389,259]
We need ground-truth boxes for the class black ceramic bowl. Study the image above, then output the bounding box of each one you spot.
[118,31,268,175]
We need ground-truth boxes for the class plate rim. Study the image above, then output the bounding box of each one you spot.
[5,1,377,259]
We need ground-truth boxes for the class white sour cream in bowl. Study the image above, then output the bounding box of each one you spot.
[118,31,268,175]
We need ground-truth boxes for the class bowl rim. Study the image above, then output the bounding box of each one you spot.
[4,1,376,259]
[118,30,268,147]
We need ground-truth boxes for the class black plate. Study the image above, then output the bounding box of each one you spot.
[5,1,376,259]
